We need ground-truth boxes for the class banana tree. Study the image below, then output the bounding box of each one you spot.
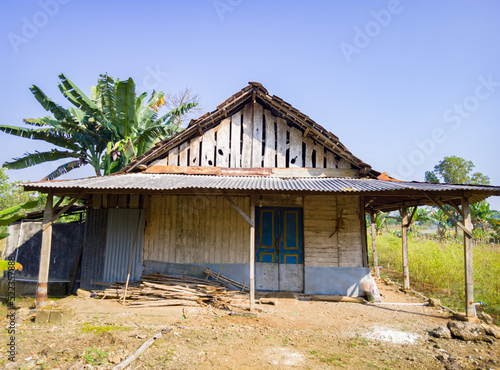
[470,200,497,232]
[1,74,197,180]
[411,207,431,237]
[0,200,40,240]
[430,208,449,241]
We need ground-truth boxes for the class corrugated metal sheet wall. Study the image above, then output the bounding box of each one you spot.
[102,208,144,282]
[81,208,108,290]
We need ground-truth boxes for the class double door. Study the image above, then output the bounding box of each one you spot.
[255,207,303,292]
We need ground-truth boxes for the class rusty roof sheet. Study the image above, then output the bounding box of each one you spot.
[22,173,500,194]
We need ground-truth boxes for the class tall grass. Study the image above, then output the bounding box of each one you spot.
[369,234,500,323]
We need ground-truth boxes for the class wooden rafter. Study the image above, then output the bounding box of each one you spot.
[424,193,473,238]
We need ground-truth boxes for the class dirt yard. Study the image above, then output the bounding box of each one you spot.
[2,280,499,369]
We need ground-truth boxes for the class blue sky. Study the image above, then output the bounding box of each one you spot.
[1,0,500,208]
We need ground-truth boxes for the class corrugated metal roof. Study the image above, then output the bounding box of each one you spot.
[22,173,500,194]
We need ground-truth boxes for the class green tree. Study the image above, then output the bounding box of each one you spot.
[0,169,43,242]
[0,168,38,211]
[1,74,197,180]
[424,156,490,185]
[430,208,449,241]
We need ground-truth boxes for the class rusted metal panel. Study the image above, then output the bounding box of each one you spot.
[102,209,144,283]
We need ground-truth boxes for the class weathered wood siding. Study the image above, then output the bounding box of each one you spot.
[143,195,250,264]
[153,102,348,170]
[304,195,338,267]
[144,193,364,268]
[337,195,364,267]
[304,194,363,268]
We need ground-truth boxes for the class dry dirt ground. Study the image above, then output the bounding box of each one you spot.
[2,280,499,369]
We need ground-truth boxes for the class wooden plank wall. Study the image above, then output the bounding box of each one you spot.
[304,195,338,267]
[337,195,363,267]
[303,194,363,268]
[143,195,250,264]
[155,102,347,170]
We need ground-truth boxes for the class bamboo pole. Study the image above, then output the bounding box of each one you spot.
[112,328,172,370]
[36,192,53,309]
[462,196,475,318]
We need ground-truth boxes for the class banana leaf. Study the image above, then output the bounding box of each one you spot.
[3,149,80,170]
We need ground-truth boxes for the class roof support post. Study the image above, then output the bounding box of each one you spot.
[462,196,475,318]
[36,192,53,309]
[249,192,256,311]
[400,206,410,290]
[370,211,380,279]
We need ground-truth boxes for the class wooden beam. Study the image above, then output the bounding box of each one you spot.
[462,197,475,318]
[425,193,473,238]
[42,191,87,232]
[36,192,53,308]
[370,211,380,279]
[146,165,273,177]
[407,206,417,226]
[249,192,256,311]
[219,190,253,227]
[400,206,410,290]
[271,167,359,178]
[54,196,65,209]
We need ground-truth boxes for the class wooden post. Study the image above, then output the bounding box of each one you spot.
[370,211,380,279]
[462,197,475,318]
[36,192,53,309]
[401,207,410,290]
[249,192,256,311]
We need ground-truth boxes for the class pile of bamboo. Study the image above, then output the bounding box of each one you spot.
[204,268,249,292]
[93,272,248,308]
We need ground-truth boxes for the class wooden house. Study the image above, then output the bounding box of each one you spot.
[24,83,500,316]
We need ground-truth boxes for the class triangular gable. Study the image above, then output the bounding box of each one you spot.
[123,83,377,178]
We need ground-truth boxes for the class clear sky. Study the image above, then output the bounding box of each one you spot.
[1,0,499,208]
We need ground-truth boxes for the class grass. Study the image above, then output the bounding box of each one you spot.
[81,322,131,334]
[370,234,500,323]
[83,346,109,365]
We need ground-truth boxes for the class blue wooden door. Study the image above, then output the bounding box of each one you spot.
[255,207,303,292]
